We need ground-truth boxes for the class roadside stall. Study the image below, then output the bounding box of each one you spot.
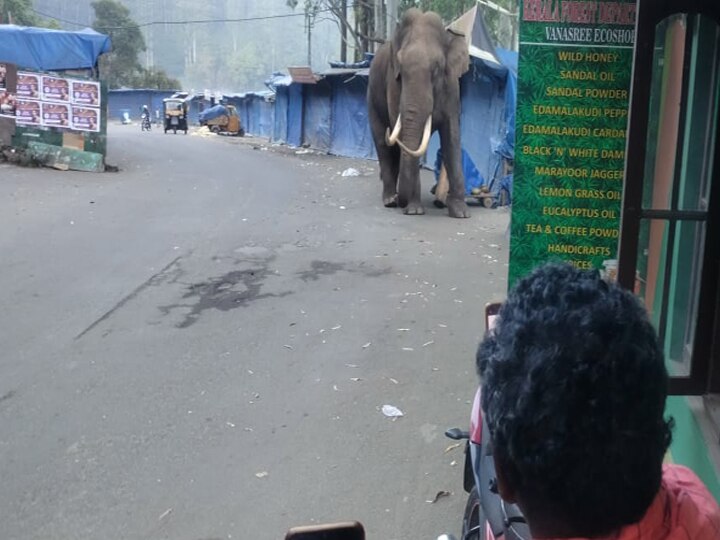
[0,25,111,171]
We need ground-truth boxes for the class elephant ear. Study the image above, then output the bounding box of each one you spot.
[446,30,470,80]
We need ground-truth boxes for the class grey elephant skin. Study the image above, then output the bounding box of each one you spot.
[368,8,470,218]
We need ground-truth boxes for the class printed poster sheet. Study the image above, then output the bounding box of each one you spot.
[42,75,70,102]
[42,102,71,128]
[0,63,16,119]
[16,99,41,125]
[71,80,100,106]
[11,72,101,132]
[71,106,100,132]
[17,72,40,99]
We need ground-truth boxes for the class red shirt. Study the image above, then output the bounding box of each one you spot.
[543,465,720,540]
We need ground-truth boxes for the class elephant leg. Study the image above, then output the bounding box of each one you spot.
[369,107,401,207]
[439,121,470,219]
[399,153,424,215]
[379,144,401,207]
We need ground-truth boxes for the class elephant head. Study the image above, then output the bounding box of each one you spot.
[385,9,469,159]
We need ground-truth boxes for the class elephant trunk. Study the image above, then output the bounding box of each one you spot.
[385,114,432,158]
[395,115,432,157]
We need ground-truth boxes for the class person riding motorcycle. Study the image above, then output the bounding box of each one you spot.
[140,105,151,131]
[476,263,720,540]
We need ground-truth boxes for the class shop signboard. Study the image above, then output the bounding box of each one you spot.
[509,0,637,284]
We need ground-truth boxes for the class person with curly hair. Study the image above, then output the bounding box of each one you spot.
[477,262,720,539]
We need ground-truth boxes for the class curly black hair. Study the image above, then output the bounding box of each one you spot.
[477,263,673,537]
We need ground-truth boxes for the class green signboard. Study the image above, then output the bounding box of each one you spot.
[509,0,637,285]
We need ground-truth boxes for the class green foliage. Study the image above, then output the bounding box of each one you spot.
[398,0,475,23]
[0,0,61,27]
[92,0,145,88]
[131,67,181,90]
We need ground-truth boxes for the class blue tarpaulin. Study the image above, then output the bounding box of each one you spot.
[199,104,229,123]
[434,148,485,195]
[459,61,507,180]
[287,83,303,147]
[257,98,274,138]
[108,89,176,121]
[0,25,111,71]
[302,81,332,151]
[329,73,376,160]
[274,87,289,143]
[496,48,517,160]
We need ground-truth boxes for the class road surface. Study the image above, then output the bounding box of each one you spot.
[0,124,509,540]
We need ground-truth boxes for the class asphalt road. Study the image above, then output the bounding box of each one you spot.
[0,124,510,540]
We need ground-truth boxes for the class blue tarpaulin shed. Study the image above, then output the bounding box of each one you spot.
[327,69,376,160]
[0,25,111,71]
[287,83,303,147]
[107,89,177,121]
[274,89,289,142]
[302,79,332,151]
[266,73,296,144]
[496,47,517,159]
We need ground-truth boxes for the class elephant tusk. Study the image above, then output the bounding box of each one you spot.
[385,115,402,146]
[395,115,432,158]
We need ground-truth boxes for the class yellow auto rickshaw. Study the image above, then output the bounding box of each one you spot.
[163,98,188,134]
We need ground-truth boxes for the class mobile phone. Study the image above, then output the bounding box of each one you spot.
[285,521,365,540]
[485,302,502,333]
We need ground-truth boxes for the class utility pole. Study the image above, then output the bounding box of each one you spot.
[340,0,347,62]
[306,10,312,66]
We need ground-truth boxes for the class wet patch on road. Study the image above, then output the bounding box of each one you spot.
[296,260,345,282]
[160,258,293,328]
[0,389,16,405]
[296,260,391,282]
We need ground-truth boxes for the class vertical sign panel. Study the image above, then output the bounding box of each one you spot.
[508,0,636,285]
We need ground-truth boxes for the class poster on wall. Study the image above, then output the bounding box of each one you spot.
[71,105,100,132]
[15,99,41,125]
[508,0,636,286]
[71,80,101,106]
[17,72,40,99]
[42,75,70,102]
[0,90,17,118]
[41,102,70,127]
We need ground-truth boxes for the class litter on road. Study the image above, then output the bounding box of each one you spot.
[381,404,404,418]
[341,167,360,177]
[426,490,451,504]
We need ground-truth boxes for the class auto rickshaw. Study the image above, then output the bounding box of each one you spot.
[163,97,188,134]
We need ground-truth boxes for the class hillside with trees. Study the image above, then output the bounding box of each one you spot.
[21,0,516,91]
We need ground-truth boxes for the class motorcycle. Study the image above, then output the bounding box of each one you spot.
[141,112,152,131]
[444,303,530,540]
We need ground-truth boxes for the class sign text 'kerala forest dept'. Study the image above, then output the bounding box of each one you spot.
[508,0,636,285]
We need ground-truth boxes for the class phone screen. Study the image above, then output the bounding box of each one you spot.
[285,522,365,540]
[485,302,501,333]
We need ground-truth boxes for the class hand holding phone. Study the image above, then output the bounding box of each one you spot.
[485,302,501,333]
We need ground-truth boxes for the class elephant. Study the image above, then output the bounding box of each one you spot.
[368,8,470,218]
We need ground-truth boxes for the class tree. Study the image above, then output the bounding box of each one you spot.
[131,68,181,91]
[0,0,61,27]
[92,0,181,89]
[288,0,496,63]
[288,0,382,63]
[399,0,474,23]
[92,0,145,88]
